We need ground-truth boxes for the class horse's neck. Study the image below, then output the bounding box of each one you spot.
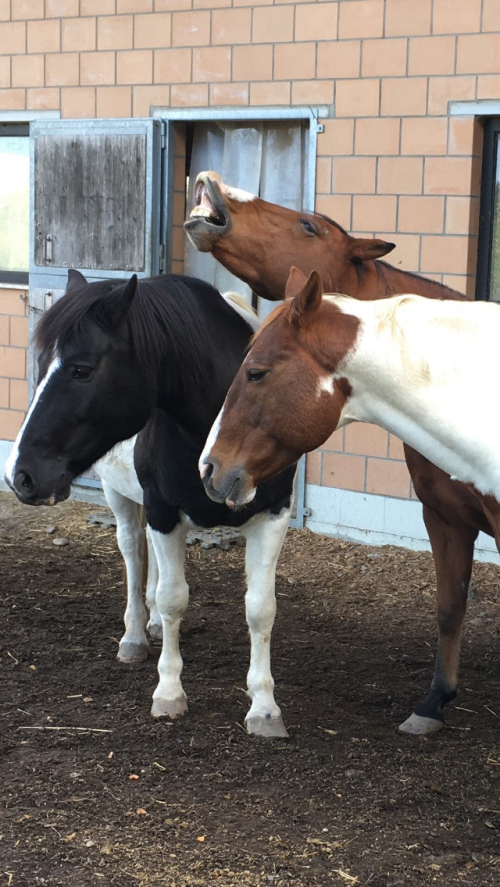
[340,260,465,301]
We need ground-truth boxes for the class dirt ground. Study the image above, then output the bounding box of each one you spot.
[1,490,499,887]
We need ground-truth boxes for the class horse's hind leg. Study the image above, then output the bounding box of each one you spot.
[399,505,477,735]
[148,521,190,719]
[102,481,150,664]
[145,526,162,640]
[241,508,290,739]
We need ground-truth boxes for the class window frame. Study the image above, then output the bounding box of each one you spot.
[0,123,29,286]
[476,116,500,301]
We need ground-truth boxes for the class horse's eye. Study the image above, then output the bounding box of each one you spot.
[299,218,316,236]
[72,366,93,381]
[246,368,269,383]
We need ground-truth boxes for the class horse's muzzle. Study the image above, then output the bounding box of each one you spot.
[7,467,70,507]
[201,460,256,508]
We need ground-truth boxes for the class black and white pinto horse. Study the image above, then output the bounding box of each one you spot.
[5,271,295,738]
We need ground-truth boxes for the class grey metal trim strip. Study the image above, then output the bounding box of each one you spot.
[449,100,500,116]
[153,105,332,122]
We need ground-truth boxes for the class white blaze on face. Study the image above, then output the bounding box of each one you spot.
[4,354,61,485]
[199,406,224,478]
[316,374,335,398]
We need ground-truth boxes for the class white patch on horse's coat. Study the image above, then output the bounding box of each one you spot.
[224,184,255,203]
[327,293,500,501]
[222,291,260,333]
[5,354,61,485]
[316,374,334,398]
[95,437,143,504]
[199,406,224,475]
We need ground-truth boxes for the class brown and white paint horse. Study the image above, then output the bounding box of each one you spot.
[200,269,500,733]
[186,173,490,738]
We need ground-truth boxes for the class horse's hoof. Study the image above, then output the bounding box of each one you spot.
[398,712,444,736]
[147,621,163,641]
[117,641,149,664]
[245,715,289,739]
[151,694,188,719]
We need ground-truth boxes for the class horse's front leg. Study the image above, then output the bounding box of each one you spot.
[102,481,150,664]
[241,508,290,739]
[145,526,162,640]
[148,520,190,719]
[399,504,477,735]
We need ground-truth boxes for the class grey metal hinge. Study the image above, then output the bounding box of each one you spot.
[159,243,166,273]
[160,120,167,150]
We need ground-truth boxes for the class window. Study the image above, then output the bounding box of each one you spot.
[0,124,29,285]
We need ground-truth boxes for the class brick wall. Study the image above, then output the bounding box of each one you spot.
[0,288,29,440]
[0,0,498,500]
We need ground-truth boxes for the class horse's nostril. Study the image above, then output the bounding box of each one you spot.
[17,471,34,491]
[203,461,214,480]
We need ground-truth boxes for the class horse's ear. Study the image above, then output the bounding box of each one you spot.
[100,274,138,328]
[349,237,396,261]
[285,266,308,301]
[291,270,323,323]
[66,269,88,294]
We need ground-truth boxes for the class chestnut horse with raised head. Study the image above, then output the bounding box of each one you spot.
[185,172,487,739]
[200,269,500,733]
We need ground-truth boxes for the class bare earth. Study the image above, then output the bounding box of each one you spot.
[0,490,499,887]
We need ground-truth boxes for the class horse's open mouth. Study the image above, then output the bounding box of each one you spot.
[184,174,232,249]
[191,178,227,227]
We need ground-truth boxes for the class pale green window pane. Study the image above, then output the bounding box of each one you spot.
[0,137,29,273]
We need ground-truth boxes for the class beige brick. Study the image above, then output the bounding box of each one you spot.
[457,34,500,75]
[398,196,444,234]
[118,0,153,10]
[317,40,360,80]
[0,408,25,440]
[477,75,500,101]
[321,428,344,452]
[27,87,60,110]
[27,19,61,54]
[0,346,26,379]
[448,117,478,157]
[193,46,230,82]
[154,47,191,83]
[60,86,96,118]
[483,0,500,31]
[323,451,365,492]
[46,0,79,16]
[81,0,115,13]
[381,77,427,117]
[401,117,448,156]
[408,36,456,76]
[292,79,334,105]
[96,85,132,117]
[80,52,115,86]
[234,0,273,6]
[295,2,337,41]
[0,57,10,88]
[355,118,400,155]
[98,15,133,50]
[305,451,321,486]
[375,232,420,270]
[252,6,294,43]
[134,13,172,48]
[0,378,8,408]
[274,42,315,81]
[0,317,8,346]
[0,0,9,21]
[0,88,25,109]
[339,0,383,39]
[233,45,272,81]
[445,196,479,235]
[172,10,210,46]
[46,53,79,86]
[389,434,405,461]
[315,194,352,230]
[10,379,28,412]
[427,75,476,115]
[362,38,407,78]
[155,0,192,10]
[333,157,376,194]
[344,423,388,458]
[385,0,431,36]
[352,195,397,232]
[318,119,354,156]
[0,22,26,55]
[366,458,411,498]
[210,82,249,105]
[335,78,380,117]
[443,274,471,296]
[0,290,27,316]
[12,54,44,88]
[316,157,332,194]
[12,0,44,19]
[10,316,28,348]
[117,49,153,84]
[132,83,170,115]
[424,157,474,196]
[432,0,481,34]
[421,234,471,275]
[195,0,232,8]
[62,17,96,52]
[212,8,251,45]
[378,157,423,194]
[250,81,290,105]
[171,83,208,106]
